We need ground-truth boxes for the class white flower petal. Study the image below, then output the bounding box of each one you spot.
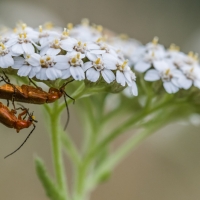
[12,43,24,55]
[194,80,200,89]
[54,55,67,62]
[86,68,100,82]
[17,65,32,76]
[61,69,71,79]
[154,60,172,71]
[54,63,70,70]
[47,48,61,56]
[179,78,193,90]
[3,54,14,67]
[40,45,49,55]
[29,66,41,78]
[90,49,106,54]
[134,61,151,72]
[6,38,17,47]
[70,66,85,81]
[144,69,160,81]
[46,68,62,80]
[124,71,132,84]
[163,82,179,94]
[12,57,24,69]
[130,81,138,96]
[87,43,100,49]
[60,38,77,51]
[0,56,6,68]
[83,61,93,71]
[22,43,34,54]
[101,69,115,83]
[36,68,48,80]
[86,52,97,61]
[103,53,117,70]
[29,53,41,66]
[116,71,126,86]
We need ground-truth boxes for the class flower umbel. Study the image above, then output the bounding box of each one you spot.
[2,20,200,200]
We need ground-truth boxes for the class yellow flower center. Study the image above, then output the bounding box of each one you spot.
[188,51,198,62]
[78,41,82,46]
[96,25,103,32]
[62,28,69,36]
[44,22,53,30]
[165,68,170,75]
[190,67,194,73]
[19,32,27,39]
[26,54,31,59]
[21,23,27,30]
[76,53,80,59]
[81,18,89,26]
[54,39,59,44]
[0,43,6,50]
[71,57,77,63]
[40,59,45,64]
[67,23,73,30]
[169,43,180,51]
[119,34,128,40]
[152,36,159,45]
[46,56,51,61]
[121,60,128,69]
[13,28,17,33]
[39,25,43,33]
[95,58,101,65]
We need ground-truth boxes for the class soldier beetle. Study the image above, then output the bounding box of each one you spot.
[0,72,74,129]
[0,102,37,158]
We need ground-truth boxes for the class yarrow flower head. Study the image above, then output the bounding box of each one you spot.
[0,21,140,96]
[128,36,200,94]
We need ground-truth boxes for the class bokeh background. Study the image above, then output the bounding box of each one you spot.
[0,0,200,199]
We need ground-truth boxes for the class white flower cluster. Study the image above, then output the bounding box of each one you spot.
[130,37,200,94]
[0,21,138,96]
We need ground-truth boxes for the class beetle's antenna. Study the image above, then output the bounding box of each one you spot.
[63,92,70,130]
[4,124,36,159]
[60,80,75,130]
[28,78,41,89]
[60,79,74,89]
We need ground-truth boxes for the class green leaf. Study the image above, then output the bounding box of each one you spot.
[35,157,65,200]
[96,170,112,184]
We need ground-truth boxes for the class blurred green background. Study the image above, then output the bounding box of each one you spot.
[0,0,200,199]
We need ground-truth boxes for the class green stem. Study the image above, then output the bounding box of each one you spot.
[86,106,175,190]
[48,101,69,200]
[61,129,81,167]
[95,94,174,152]
[86,122,163,190]
[75,95,175,191]
[73,97,105,200]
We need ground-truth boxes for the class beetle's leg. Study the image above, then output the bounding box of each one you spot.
[7,99,9,107]
[11,87,17,111]
[2,71,10,83]
[17,110,28,120]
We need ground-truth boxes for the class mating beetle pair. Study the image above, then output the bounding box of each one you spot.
[0,72,74,158]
